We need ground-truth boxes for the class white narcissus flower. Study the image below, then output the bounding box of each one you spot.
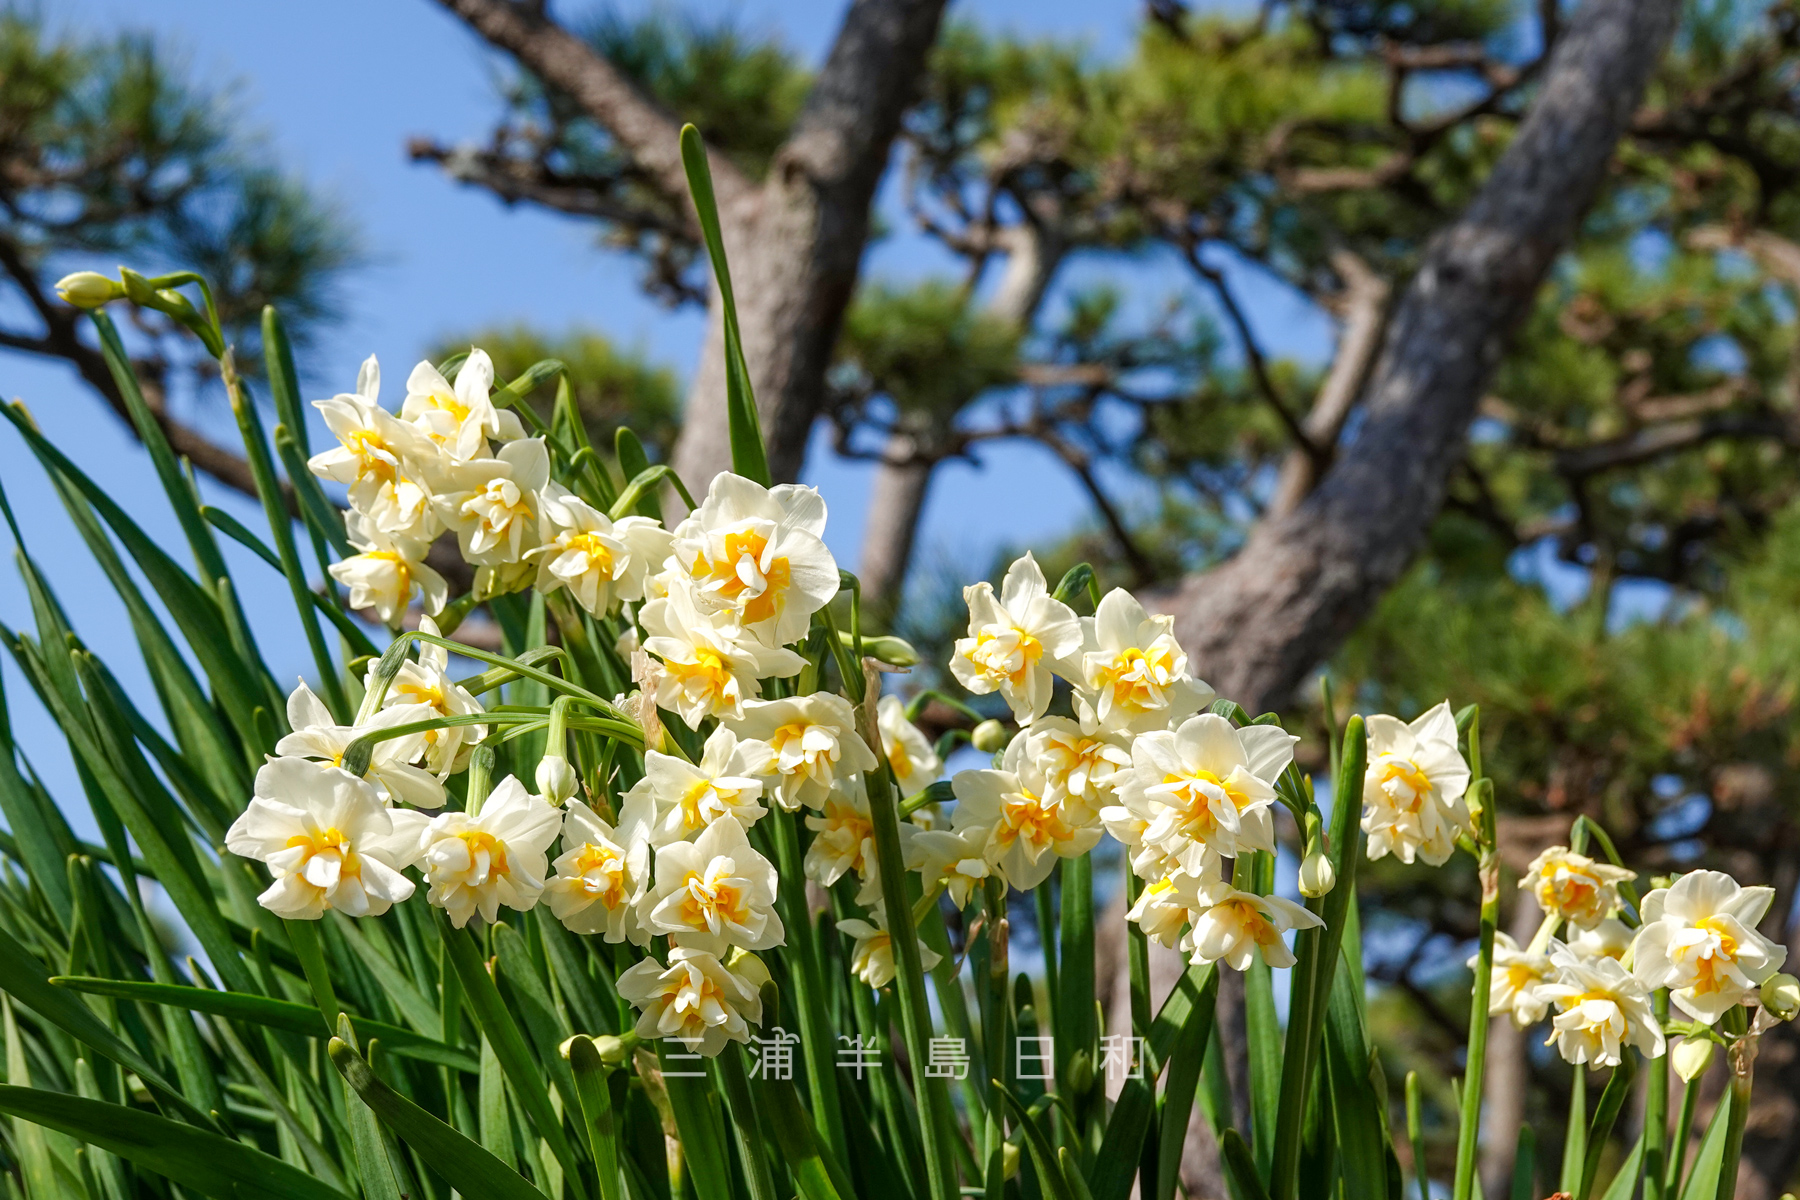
[616,945,766,1057]
[640,816,784,951]
[630,727,775,846]
[529,486,672,616]
[1115,713,1293,878]
[804,779,875,888]
[331,511,448,626]
[1567,917,1634,963]
[402,350,524,461]
[728,693,879,810]
[1026,718,1131,826]
[276,682,447,810]
[226,758,427,919]
[949,554,1081,725]
[1522,847,1636,931]
[432,438,550,566]
[904,826,992,909]
[669,473,840,646]
[1181,880,1324,971]
[877,694,942,794]
[1632,870,1787,1025]
[1539,948,1665,1066]
[1098,802,1178,882]
[1071,589,1214,735]
[837,908,941,989]
[307,356,440,540]
[1360,701,1473,867]
[949,738,1102,890]
[1127,873,1196,949]
[1479,932,1556,1028]
[420,776,564,928]
[363,616,486,777]
[545,795,655,943]
[640,584,806,726]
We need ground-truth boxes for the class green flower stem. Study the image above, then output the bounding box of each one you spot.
[716,1045,780,1200]
[865,755,962,1200]
[766,807,848,1164]
[1267,716,1366,1200]
[1452,712,1496,1200]
[1715,1008,1752,1200]
[1666,1067,1699,1195]
[1643,990,1671,1200]
[980,877,1012,1199]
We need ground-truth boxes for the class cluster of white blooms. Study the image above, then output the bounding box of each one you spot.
[1472,855,1798,1067]
[929,554,1323,972]
[238,359,965,1054]
[308,350,671,625]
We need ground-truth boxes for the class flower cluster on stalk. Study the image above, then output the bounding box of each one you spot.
[226,348,1800,1066]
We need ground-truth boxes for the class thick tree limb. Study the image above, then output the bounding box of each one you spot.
[430,0,750,215]
[1169,0,1684,712]
[672,0,950,490]
[1266,248,1390,518]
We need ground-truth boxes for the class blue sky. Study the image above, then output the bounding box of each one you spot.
[0,0,1336,828]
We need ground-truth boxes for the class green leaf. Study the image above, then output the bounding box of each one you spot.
[0,928,213,1129]
[0,1085,351,1200]
[1221,1129,1272,1200]
[680,123,769,486]
[1598,1135,1644,1200]
[438,916,589,1198]
[1578,1054,1637,1200]
[1322,956,1387,1200]
[1509,1124,1536,1200]
[1676,1084,1732,1200]
[1089,963,1219,1200]
[608,465,697,522]
[657,1041,734,1200]
[49,976,477,1073]
[330,1036,549,1200]
[995,1081,1077,1200]
[568,1037,623,1200]
[612,427,663,522]
[1562,1069,1588,1195]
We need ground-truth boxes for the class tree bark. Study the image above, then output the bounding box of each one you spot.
[672,0,950,491]
[859,435,933,620]
[1169,0,1683,713]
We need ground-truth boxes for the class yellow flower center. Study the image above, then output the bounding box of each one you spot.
[572,844,627,908]
[1166,769,1251,837]
[1220,899,1277,946]
[363,549,412,589]
[679,866,749,928]
[694,530,791,625]
[667,650,734,699]
[344,429,397,479]
[965,626,1042,684]
[563,532,616,575]
[458,831,511,879]
[1680,917,1742,994]
[1378,758,1433,810]
[998,787,1073,850]
[286,827,360,881]
[1097,645,1176,712]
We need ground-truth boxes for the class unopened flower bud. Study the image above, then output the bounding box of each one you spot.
[55,271,124,309]
[1672,1036,1716,1082]
[971,719,1008,753]
[1761,972,1800,1021]
[1001,1141,1021,1181]
[594,1034,627,1066]
[1067,1048,1094,1096]
[535,754,578,805]
[1299,847,1337,898]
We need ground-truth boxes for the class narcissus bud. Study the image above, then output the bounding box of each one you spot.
[1761,972,1800,1021]
[1672,1036,1716,1082]
[971,719,1008,753]
[1001,1141,1021,1181]
[55,271,124,309]
[535,754,578,805]
[1299,847,1337,898]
